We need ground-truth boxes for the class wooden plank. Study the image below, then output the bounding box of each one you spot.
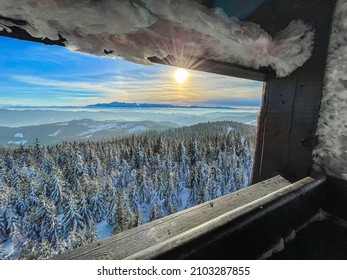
[252,76,298,181]
[53,175,290,259]
[186,176,326,259]
[251,0,337,183]
[197,0,267,20]
[126,176,325,260]
[148,56,272,82]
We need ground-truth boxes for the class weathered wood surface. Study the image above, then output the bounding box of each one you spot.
[197,0,267,20]
[251,0,337,183]
[126,176,324,259]
[53,175,290,260]
[148,56,272,82]
[187,176,326,259]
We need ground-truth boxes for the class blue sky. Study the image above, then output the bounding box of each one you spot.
[0,36,263,107]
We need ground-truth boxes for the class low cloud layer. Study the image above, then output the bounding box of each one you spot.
[8,68,262,106]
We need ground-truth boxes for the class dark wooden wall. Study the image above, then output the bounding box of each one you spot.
[250,0,337,183]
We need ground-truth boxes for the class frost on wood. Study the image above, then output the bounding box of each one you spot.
[313,0,347,179]
[0,0,314,77]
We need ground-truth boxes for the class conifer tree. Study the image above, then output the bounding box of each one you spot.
[0,120,256,259]
[62,198,85,236]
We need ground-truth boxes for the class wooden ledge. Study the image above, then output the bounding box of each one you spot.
[54,175,291,259]
[127,176,325,259]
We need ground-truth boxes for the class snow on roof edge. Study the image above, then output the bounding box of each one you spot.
[0,0,314,77]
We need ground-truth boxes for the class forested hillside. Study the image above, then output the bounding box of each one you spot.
[0,121,255,259]
[0,119,178,147]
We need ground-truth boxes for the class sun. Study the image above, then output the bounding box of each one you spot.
[174,68,189,84]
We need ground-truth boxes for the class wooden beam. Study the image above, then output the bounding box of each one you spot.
[196,0,267,20]
[53,175,290,259]
[148,56,272,81]
[251,0,337,183]
[126,176,325,260]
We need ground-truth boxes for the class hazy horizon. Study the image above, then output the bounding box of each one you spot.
[0,106,259,128]
[0,103,260,110]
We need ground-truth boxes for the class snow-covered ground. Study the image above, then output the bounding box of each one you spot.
[178,187,192,210]
[95,221,113,239]
[79,123,126,136]
[48,129,62,137]
[14,132,24,138]
[78,122,149,138]
[0,239,14,259]
[129,125,146,132]
[246,120,258,126]
[7,140,27,145]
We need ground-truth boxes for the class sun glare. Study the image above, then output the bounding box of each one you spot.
[174,68,189,84]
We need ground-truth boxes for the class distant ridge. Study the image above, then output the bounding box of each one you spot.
[87,101,235,110]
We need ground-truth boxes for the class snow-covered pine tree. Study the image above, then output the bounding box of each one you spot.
[0,120,256,260]
[90,191,105,223]
[149,203,164,222]
[49,172,63,205]
[62,198,85,237]
[36,199,62,244]
[0,213,7,242]
[78,196,94,228]
[4,207,20,239]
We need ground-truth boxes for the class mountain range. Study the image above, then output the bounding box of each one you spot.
[86,101,236,109]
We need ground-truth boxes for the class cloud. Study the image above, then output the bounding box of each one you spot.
[1,37,262,106]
